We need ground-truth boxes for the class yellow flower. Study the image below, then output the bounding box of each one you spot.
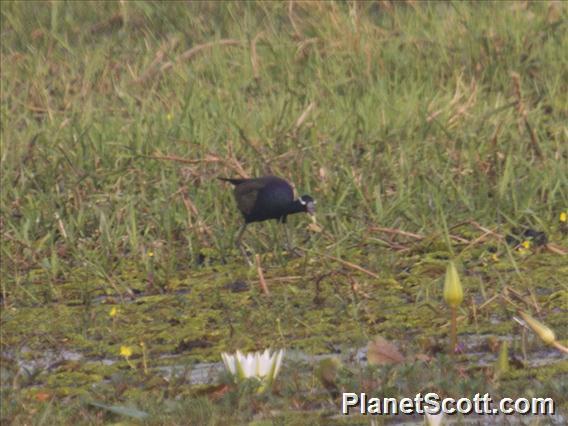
[166,113,173,122]
[560,212,567,223]
[517,240,531,255]
[109,306,118,318]
[491,253,499,262]
[147,251,154,257]
[120,345,133,358]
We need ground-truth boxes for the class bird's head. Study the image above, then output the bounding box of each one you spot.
[298,195,316,215]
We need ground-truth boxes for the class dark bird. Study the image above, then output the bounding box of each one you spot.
[219,175,316,264]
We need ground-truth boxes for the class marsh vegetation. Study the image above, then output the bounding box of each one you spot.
[1,1,567,424]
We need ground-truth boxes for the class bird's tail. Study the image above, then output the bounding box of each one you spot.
[218,177,246,186]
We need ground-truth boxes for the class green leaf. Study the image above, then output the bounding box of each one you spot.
[88,401,149,420]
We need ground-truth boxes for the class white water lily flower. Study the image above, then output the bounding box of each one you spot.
[424,411,444,426]
[221,349,284,385]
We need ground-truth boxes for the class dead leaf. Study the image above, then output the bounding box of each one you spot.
[414,353,432,362]
[209,384,231,400]
[34,391,51,402]
[547,1,562,24]
[367,335,405,365]
[307,222,322,233]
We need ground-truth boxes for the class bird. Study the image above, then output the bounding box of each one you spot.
[219,175,316,264]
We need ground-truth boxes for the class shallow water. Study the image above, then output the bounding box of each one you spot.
[6,333,565,387]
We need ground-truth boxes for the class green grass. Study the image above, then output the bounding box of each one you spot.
[1,1,567,424]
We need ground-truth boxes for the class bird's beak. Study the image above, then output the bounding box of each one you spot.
[307,202,316,223]
[307,202,316,216]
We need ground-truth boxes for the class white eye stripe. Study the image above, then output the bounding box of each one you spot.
[299,198,307,205]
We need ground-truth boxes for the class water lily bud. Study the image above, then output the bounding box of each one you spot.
[519,311,556,345]
[443,261,463,308]
[495,341,509,376]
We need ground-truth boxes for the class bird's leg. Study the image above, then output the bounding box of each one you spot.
[235,223,253,266]
[284,222,302,257]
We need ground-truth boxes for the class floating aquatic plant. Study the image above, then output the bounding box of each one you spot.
[518,311,568,353]
[443,261,463,308]
[443,261,463,353]
[120,345,133,358]
[120,345,136,369]
[221,349,284,389]
[494,340,509,378]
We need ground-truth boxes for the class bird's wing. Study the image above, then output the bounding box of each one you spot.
[234,181,266,215]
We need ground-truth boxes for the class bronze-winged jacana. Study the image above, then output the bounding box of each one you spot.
[219,175,316,264]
